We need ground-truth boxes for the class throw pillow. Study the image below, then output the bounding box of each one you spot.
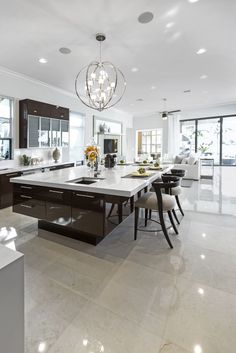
[188,156,197,165]
[174,155,184,164]
[181,157,188,164]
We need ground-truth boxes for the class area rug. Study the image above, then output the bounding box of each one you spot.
[181,179,193,188]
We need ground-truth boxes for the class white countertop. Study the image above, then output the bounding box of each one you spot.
[0,244,23,271]
[0,161,75,175]
[11,165,173,197]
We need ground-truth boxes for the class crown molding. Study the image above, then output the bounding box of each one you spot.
[0,65,77,99]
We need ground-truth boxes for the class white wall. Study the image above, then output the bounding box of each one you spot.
[180,102,236,120]
[0,66,133,164]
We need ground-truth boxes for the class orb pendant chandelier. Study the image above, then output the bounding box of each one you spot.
[75,33,126,112]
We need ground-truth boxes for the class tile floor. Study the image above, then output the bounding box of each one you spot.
[0,167,236,353]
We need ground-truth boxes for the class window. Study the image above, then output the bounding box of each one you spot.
[0,96,13,160]
[136,129,162,157]
[180,120,196,155]
[180,116,236,166]
[69,111,85,161]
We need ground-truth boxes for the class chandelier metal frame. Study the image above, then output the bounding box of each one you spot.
[75,33,126,112]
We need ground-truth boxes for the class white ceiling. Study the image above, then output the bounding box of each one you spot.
[1,0,236,115]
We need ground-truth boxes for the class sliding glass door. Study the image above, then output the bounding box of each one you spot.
[197,118,221,165]
[180,120,196,155]
[180,116,236,166]
[222,117,236,165]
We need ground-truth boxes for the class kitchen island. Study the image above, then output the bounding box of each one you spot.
[11,165,171,245]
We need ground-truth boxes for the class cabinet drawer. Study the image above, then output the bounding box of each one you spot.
[71,192,104,211]
[13,199,45,218]
[45,188,71,203]
[14,184,44,198]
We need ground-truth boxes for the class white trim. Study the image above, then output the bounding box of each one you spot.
[0,65,77,99]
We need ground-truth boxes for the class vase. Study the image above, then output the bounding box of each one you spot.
[52,147,60,163]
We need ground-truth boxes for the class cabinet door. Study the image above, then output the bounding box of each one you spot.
[40,117,51,147]
[51,119,61,147]
[61,120,69,147]
[0,172,21,208]
[71,192,105,236]
[45,188,71,225]
[28,115,40,148]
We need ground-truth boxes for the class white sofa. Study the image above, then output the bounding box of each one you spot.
[172,155,200,180]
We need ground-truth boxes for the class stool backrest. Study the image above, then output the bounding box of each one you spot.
[152,179,180,212]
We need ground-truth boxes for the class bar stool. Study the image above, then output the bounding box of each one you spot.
[134,178,179,249]
[170,169,185,216]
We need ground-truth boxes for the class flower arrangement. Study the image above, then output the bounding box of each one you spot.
[85,145,100,169]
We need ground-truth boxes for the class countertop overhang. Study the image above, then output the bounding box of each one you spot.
[10,165,172,197]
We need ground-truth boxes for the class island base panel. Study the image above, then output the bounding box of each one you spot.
[38,220,105,245]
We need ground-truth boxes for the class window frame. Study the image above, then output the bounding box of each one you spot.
[0,94,14,160]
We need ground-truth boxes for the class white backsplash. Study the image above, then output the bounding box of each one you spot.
[0,147,70,168]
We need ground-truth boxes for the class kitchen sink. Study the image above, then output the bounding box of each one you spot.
[66,177,105,185]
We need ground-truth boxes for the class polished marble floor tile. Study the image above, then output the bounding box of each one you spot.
[1,167,236,352]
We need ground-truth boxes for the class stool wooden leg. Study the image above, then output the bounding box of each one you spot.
[149,209,152,219]
[107,203,115,218]
[172,209,180,224]
[159,210,173,249]
[134,207,139,240]
[118,203,123,223]
[176,195,184,216]
[168,211,178,235]
[130,196,134,213]
[145,209,148,226]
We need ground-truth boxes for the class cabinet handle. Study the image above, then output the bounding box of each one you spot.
[49,189,63,194]
[20,186,32,189]
[20,204,33,209]
[75,193,95,198]
[6,173,19,177]
[20,195,32,199]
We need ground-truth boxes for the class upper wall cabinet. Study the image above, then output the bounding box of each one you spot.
[19,99,69,148]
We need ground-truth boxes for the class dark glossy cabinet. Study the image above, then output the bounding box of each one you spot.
[13,184,46,218]
[19,99,69,148]
[0,171,21,209]
[12,182,131,245]
[0,163,75,209]
[45,188,71,225]
[71,191,105,236]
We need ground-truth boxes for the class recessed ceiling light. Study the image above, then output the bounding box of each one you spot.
[38,58,48,64]
[189,0,199,3]
[166,7,179,17]
[200,254,205,259]
[196,48,207,55]
[200,74,208,80]
[166,22,175,28]
[202,233,206,238]
[183,89,191,93]
[59,47,71,54]
[136,98,144,102]
[131,67,139,72]
[151,86,157,90]
[138,11,154,24]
